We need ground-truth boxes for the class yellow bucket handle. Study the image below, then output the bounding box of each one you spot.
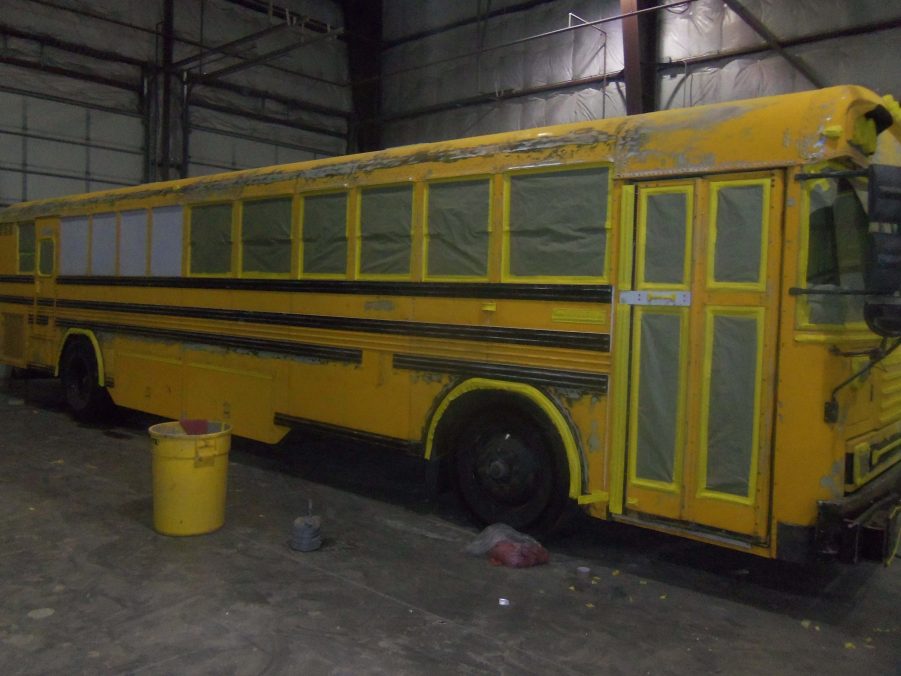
[195,440,219,462]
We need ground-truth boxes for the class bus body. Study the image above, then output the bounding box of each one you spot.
[2,85,900,562]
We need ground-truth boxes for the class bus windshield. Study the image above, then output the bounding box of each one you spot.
[805,176,870,325]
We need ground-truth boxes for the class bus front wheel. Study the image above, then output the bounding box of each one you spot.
[451,404,569,534]
[61,339,111,421]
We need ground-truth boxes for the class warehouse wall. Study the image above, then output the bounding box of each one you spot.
[0,0,350,206]
[381,0,901,147]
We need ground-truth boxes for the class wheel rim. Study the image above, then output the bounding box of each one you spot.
[456,416,555,528]
[471,430,543,507]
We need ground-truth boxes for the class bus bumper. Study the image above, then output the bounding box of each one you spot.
[815,460,901,564]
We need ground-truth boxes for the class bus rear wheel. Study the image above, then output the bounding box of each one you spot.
[451,405,569,534]
[61,339,111,421]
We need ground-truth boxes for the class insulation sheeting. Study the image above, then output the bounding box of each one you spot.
[382,0,625,145]
[383,83,627,147]
[659,0,901,106]
[0,69,143,205]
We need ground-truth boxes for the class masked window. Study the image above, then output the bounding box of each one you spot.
[190,203,233,275]
[242,197,292,275]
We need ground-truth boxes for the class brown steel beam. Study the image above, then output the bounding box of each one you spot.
[721,0,824,88]
[159,0,175,180]
[621,0,659,115]
[342,0,383,152]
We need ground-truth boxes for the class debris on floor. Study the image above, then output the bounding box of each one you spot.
[465,523,549,568]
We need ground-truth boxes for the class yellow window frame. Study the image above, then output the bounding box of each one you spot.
[299,188,351,280]
[423,174,492,282]
[695,306,765,506]
[501,162,612,284]
[186,201,237,278]
[237,194,296,279]
[354,182,416,281]
[706,178,770,292]
[635,184,693,291]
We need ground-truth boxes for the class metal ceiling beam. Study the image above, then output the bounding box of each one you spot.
[188,99,347,140]
[196,28,343,83]
[384,0,558,49]
[621,0,659,114]
[190,79,351,120]
[381,70,627,124]
[721,0,825,88]
[0,54,136,91]
[172,22,290,69]
[0,24,145,66]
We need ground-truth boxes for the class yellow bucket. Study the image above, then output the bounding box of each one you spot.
[149,420,231,536]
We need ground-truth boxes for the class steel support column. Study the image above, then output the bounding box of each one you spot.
[159,0,175,180]
[621,0,659,115]
[342,0,382,152]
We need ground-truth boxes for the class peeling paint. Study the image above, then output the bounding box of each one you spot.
[819,459,844,497]
[364,300,395,312]
[588,419,602,454]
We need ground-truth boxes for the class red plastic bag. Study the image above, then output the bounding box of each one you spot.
[488,540,550,568]
[466,523,550,568]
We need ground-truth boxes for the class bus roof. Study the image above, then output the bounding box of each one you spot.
[2,85,896,222]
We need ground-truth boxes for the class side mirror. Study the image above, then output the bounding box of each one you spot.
[869,165,901,223]
[865,298,901,338]
[865,166,901,337]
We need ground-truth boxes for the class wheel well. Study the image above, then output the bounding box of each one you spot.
[426,380,583,499]
[56,331,104,386]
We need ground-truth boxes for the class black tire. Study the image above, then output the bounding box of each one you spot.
[449,403,570,533]
[61,339,112,421]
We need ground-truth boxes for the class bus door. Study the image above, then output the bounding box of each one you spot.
[620,173,782,541]
[30,217,58,369]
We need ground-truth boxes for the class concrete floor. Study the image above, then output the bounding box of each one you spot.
[0,377,899,676]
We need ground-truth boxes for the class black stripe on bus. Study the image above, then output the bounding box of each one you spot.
[393,354,608,393]
[0,294,31,305]
[273,413,418,453]
[0,275,33,283]
[52,298,610,352]
[56,276,613,303]
[55,319,362,365]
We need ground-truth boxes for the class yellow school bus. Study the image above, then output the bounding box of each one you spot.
[2,85,901,562]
